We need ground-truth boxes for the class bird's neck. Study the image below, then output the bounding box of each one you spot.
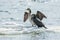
[28,13,31,21]
[28,13,31,18]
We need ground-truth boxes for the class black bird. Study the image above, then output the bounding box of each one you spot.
[24,8,47,26]
[31,14,47,29]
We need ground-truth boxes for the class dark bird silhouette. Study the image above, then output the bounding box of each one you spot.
[24,8,47,27]
[31,14,47,29]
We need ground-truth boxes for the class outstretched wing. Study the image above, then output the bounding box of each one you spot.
[24,12,28,22]
[36,11,47,20]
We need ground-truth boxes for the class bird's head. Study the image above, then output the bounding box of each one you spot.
[37,11,40,13]
[31,14,36,18]
[25,8,31,14]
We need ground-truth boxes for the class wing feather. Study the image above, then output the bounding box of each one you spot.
[36,11,47,20]
[24,12,28,22]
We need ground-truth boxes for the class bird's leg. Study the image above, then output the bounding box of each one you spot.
[32,25,36,27]
[32,25,34,27]
[34,25,36,27]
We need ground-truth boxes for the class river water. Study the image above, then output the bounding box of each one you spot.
[0,0,60,40]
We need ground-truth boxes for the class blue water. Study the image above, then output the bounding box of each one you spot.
[0,0,60,40]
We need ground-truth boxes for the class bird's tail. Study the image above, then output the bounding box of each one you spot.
[42,24,47,29]
[43,26,47,29]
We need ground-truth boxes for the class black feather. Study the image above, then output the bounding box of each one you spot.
[31,14,47,29]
